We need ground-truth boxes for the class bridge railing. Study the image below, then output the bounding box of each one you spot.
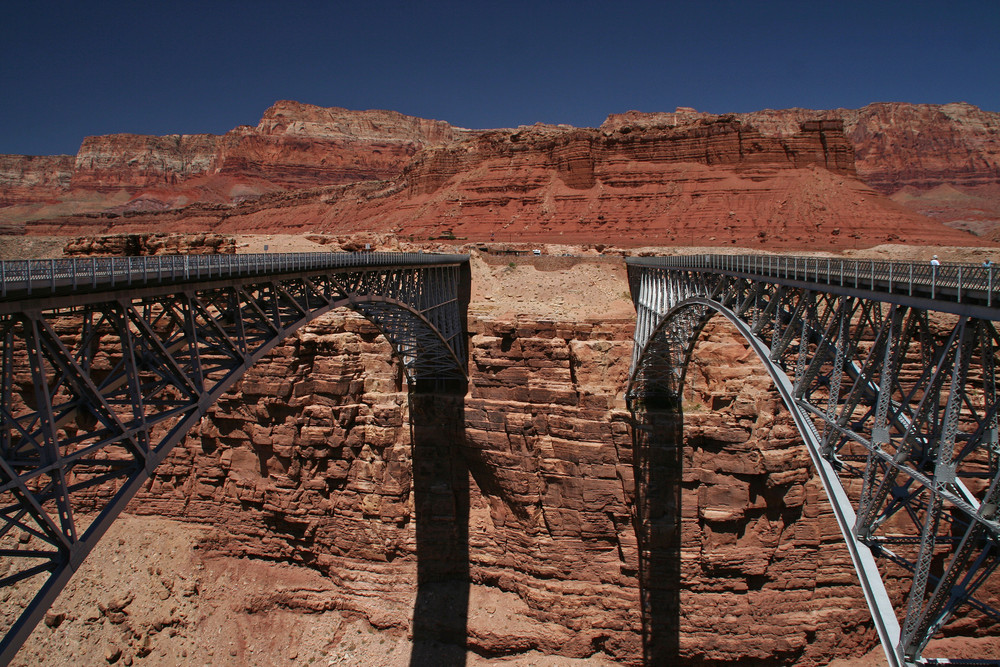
[628,254,998,307]
[0,251,468,299]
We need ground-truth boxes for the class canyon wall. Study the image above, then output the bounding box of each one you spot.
[4,101,997,248]
[0,155,75,202]
[730,103,1000,194]
[71,134,220,191]
[62,232,236,256]
[736,103,1000,234]
[9,247,999,664]
[211,101,467,190]
[23,112,980,250]
[0,101,464,225]
[107,309,891,664]
[0,155,76,231]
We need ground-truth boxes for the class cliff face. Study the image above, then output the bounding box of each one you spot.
[211,101,467,189]
[27,111,980,250]
[71,133,220,191]
[108,310,879,664]
[107,307,1000,663]
[3,100,997,246]
[734,103,1000,192]
[567,103,1000,235]
[0,101,462,224]
[737,103,1000,233]
[10,249,999,664]
[0,155,75,213]
[62,232,236,256]
[407,115,856,196]
[847,103,1000,236]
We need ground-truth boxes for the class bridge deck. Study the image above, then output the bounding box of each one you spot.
[0,251,469,312]
[627,254,1000,665]
[627,254,1000,320]
[0,251,471,663]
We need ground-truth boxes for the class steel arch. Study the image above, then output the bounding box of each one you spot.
[0,253,470,663]
[627,257,1000,667]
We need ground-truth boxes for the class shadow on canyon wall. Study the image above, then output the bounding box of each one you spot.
[408,382,471,667]
[631,400,684,663]
[409,258,473,667]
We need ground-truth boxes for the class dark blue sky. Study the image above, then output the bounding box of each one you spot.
[2,0,998,156]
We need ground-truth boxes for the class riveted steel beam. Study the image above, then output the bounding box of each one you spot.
[0,252,470,663]
[627,255,1000,666]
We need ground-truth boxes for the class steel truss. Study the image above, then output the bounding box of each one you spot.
[0,253,469,663]
[626,256,1000,667]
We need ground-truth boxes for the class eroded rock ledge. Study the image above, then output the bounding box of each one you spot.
[103,312,888,664]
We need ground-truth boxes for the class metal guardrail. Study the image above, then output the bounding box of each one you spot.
[0,252,469,299]
[627,254,998,307]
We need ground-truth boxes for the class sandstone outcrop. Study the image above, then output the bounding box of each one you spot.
[91,310,893,664]
[0,101,464,226]
[71,133,220,191]
[733,103,1000,193]
[22,110,983,250]
[733,103,1000,234]
[62,232,235,256]
[210,101,468,190]
[0,155,76,232]
[4,100,998,248]
[8,246,999,665]
[0,155,75,203]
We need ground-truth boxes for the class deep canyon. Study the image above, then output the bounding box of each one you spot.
[3,244,997,667]
[3,99,1000,665]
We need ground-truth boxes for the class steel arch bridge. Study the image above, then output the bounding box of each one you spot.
[627,254,1000,666]
[0,251,470,663]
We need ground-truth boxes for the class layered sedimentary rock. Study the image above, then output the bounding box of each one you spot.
[0,102,463,226]
[110,309,892,664]
[734,103,1000,234]
[11,241,999,663]
[71,133,220,191]
[211,100,466,189]
[0,155,76,219]
[844,103,1000,236]
[732,103,1000,193]
[62,232,235,256]
[4,100,997,247]
[27,111,980,250]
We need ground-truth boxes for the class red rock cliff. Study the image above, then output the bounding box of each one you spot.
[11,248,997,663]
[0,101,464,225]
[0,155,75,208]
[211,101,467,189]
[120,112,969,249]
[71,133,220,191]
[105,309,918,664]
[736,103,1000,233]
[734,103,1000,192]
[5,101,998,247]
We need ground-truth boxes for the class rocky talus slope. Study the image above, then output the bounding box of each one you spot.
[743,103,1000,234]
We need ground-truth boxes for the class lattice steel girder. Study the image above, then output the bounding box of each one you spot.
[0,254,470,663]
[626,259,1000,667]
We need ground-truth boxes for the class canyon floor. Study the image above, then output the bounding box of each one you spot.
[10,513,888,667]
[10,514,626,667]
[4,234,997,666]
